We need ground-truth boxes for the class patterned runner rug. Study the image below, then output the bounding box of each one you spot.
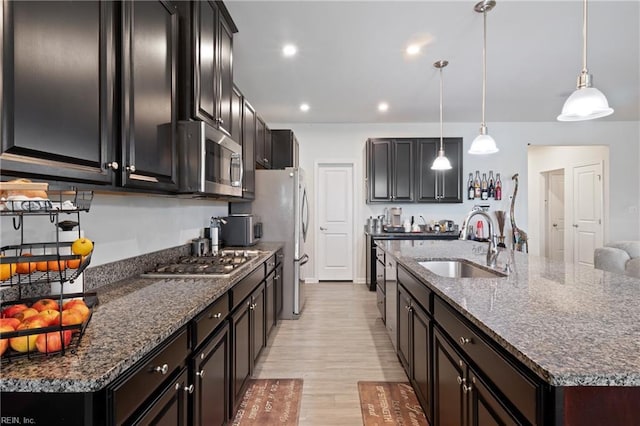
[230,378,303,426]
[358,381,429,426]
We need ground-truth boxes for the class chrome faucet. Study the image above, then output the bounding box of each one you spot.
[459,207,499,268]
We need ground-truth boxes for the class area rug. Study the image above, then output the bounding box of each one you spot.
[358,381,429,426]
[230,378,303,426]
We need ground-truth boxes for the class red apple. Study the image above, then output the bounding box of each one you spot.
[60,309,83,326]
[69,304,90,322]
[37,309,61,326]
[13,307,38,321]
[31,298,60,312]
[62,299,87,311]
[10,319,47,353]
[0,324,14,356]
[2,304,28,318]
[20,315,49,329]
[35,330,72,354]
[0,318,21,330]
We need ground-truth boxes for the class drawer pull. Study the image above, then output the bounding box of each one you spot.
[456,376,465,385]
[154,364,169,375]
[196,369,205,378]
[184,384,194,394]
[249,303,257,310]
[459,336,472,345]
[275,275,280,280]
[462,384,473,394]
[268,262,275,267]
[209,312,222,319]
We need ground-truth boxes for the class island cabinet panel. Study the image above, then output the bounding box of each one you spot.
[558,386,640,426]
[129,367,189,426]
[0,1,116,184]
[397,284,412,373]
[433,328,466,426]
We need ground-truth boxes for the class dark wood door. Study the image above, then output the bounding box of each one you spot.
[193,0,217,125]
[1,1,116,184]
[241,99,256,198]
[251,284,266,363]
[121,0,178,191]
[216,11,234,137]
[412,303,432,422]
[397,285,411,373]
[132,368,189,426]
[230,85,243,144]
[271,129,298,169]
[193,323,229,426]
[231,299,251,410]
[392,139,414,201]
[264,127,272,169]
[439,138,463,203]
[433,328,466,426]
[416,139,438,202]
[255,116,266,168]
[368,139,392,201]
[467,370,519,426]
[265,273,275,339]
[416,138,463,203]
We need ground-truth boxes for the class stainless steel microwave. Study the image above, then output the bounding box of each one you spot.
[177,121,243,197]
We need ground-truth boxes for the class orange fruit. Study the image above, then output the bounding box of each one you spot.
[67,257,83,269]
[0,263,17,281]
[47,260,66,271]
[15,253,37,274]
[36,261,48,272]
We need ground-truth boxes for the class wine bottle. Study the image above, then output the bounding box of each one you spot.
[474,171,481,199]
[481,173,488,200]
[467,173,474,200]
[488,171,495,198]
[495,173,502,201]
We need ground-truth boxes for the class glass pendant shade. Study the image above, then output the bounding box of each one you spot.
[431,149,452,170]
[558,86,614,121]
[469,125,499,155]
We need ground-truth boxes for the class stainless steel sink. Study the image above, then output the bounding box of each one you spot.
[418,260,506,278]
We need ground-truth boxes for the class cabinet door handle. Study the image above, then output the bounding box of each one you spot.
[184,384,194,394]
[154,364,169,375]
[462,384,473,394]
[106,161,119,170]
[196,369,205,378]
[456,376,464,385]
[249,303,257,310]
[126,165,136,173]
[459,336,472,345]
[275,275,280,280]
[209,312,222,319]
[268,262,275,267]
[217,117,224,125]
[264,158,269,163]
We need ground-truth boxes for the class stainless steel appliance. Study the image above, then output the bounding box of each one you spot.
[220,214,262,246]
[144,250,260,278]
[252,168,309,319]
[177,121,243,197]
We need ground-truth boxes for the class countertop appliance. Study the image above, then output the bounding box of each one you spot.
[252,167,309,319]
[177,120,243,197]
[220,214,262,246]
[144,250,260,278]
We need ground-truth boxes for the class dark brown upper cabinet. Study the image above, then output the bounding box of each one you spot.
[186,0,237,139]
[415,138,463,203]
[241,98,256,199]
[120,0,179,192]
[271,129,299,169]
[255,116,272,169]
[0,1,116,184]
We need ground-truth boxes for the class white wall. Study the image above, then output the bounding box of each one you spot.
[1,193,228,266]
[270,120,640,282]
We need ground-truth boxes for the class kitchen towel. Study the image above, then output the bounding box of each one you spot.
[231,378,303,426]
[358,381,428,426]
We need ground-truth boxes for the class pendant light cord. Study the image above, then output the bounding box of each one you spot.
[582,0,588,73]
[481,9,487,128]
[439,67,444,151]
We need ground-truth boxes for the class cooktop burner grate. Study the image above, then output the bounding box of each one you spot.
[143,250,262,277]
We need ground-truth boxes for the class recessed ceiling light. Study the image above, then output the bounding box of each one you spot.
[282,44,297,57]
[378,102,389,112]
[300,103,310,112]
[406,44,421,56]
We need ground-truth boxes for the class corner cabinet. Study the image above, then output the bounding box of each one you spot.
[366,139,414,202]
[416,138,463,203]
[0,1,116,184]
[365,137,463,204]
[120,0,179,192]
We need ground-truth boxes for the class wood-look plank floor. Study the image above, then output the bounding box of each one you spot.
[253,282,408,425]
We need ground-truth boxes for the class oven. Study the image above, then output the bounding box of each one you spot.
[177,121,243,197]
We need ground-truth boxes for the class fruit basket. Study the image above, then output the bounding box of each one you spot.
[0,185,97,362]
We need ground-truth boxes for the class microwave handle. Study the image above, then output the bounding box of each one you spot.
[231,153,243,187]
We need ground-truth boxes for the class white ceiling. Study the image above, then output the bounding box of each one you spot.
[225,0,640,124]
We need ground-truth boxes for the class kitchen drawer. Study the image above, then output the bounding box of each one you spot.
[111,327,189,425]
[398,265,431,314]
[193,292,229,349]
[376,287,386,323]
[434,298,539,424]
[265,254,277,274]
[231,264,265,311]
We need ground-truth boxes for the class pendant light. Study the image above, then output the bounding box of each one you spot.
[431,60,452,170]
[557,0,613,121]
[469,0,499,155]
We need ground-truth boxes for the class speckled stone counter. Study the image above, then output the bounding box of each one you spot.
[0,242,283,393]
[378,239,640,387]
[365,230,459,239]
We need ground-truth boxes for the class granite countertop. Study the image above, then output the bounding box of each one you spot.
[379,239,640,387]
[0,242,283,393]
[366,230,459,238]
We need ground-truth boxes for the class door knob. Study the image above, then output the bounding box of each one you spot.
[573,224,579,228]
[552,224,558,227]
[320,227,327,231]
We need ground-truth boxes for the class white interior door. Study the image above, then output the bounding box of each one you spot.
[573,163,603,266]
[547,170,565,261]
[317,164,354,281]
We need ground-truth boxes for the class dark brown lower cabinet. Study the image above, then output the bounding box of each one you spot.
[129,367,189,426]
[265,271,275,338]
[397,284,411,373]
[231,297,252,411]
[275,263,283,319]
[433,328,520,426]
[191,323,230,426]
[251,284,266,363]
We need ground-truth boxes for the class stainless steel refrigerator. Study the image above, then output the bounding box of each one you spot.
[253,168,309,319]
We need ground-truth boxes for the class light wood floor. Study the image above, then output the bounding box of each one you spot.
[253,282,408,425]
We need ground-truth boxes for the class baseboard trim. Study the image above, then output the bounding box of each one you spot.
[305,277,319,284]
[353,278,366,284]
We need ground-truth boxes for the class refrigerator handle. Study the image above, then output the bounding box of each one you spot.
[297,253,309,266]
[302,187,309,241]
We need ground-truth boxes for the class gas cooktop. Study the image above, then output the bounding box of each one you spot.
[144,249,262,278]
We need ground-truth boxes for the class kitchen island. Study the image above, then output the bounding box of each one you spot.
[378,239,640,425]
[0,242,284,425]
